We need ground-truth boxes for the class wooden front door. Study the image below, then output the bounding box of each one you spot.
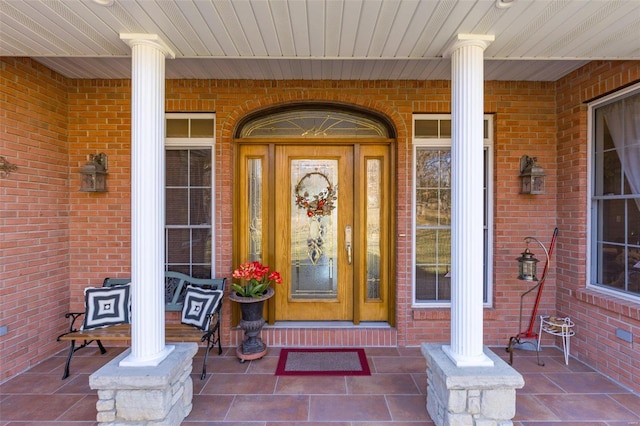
[274,145,354,320]
[236,142,393,324]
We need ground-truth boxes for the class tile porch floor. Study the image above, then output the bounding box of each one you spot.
[1,345,639,425]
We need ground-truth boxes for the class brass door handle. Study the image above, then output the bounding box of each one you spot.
[345,225,352,265]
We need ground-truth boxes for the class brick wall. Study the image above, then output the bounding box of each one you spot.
[1,58,70,381]
[68,79,132,310]
[2,56,639,392]
[556,61,640,393]
[162,79,558,347]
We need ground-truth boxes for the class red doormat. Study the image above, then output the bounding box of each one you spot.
[275,348,370,376]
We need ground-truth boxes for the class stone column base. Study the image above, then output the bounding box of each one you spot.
[89,343,198,426]
[422,344,524,426]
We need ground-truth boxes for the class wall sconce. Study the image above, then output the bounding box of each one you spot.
[80,153,108,192]
[0,156,18,177]
[519,155,545,194]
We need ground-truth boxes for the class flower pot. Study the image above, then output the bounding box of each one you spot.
[229,286,274,361]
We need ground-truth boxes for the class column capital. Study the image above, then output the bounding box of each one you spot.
[443,34,495,57]
[120,33,175,59]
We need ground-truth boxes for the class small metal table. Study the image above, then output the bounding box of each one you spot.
[537,315,575,365]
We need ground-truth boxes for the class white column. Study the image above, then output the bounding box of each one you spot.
[119,34,175,367]
[442,34,494,367]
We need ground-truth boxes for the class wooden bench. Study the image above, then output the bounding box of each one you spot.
[57,271,226,380]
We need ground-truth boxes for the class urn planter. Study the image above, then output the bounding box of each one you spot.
[229,286,274,362]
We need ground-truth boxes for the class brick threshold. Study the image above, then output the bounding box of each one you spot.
[230,323,398,347]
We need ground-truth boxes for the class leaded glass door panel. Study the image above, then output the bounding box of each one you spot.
[274,145,354,320]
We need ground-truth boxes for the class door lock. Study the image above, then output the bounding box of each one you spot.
[345,225,352,265]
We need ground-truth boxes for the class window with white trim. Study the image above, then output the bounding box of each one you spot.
[590,86,640,299]
[413,114,493,305]
[165,113,215,278]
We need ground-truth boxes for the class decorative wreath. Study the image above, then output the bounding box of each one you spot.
[294,172,337,217]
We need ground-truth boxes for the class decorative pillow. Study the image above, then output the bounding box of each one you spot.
[82,283,131,330]
[181,285,223,331]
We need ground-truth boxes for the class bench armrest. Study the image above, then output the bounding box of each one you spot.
[63,312,86,333]
[198,310,220,340]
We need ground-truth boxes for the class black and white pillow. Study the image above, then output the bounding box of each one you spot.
[82,283,131,330]
[181,285,223,331]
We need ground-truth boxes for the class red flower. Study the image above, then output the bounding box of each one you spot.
[268,271,283,284]
[231,261,282,298]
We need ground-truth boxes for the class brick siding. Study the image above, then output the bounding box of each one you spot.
[556,61,640,393]
[1,58,70,379]
[1,56,639,392]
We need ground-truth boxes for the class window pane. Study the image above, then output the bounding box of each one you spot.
[415,230,451,266]
[416,150,450,188]
[241,108,390,138]
[366,159,382,301]
[290,160,338,300]
[601,199,625,243]
[602,149,622,195]
[415,266,437,300]
[191,228,211,264]
[190,149,211,187]
[167,229,190,263]
[438,230,451,264]
[166,150,188,186]
[437,266,452,300]
[439,189,452,226]
[415,265,451,301]
[416,151,438,187]
[416,189,439,226]
[440,120,451,138]
[166,119,189,137]
[190,265,212,279]
[191,119,214,138]
[415,120,439,138]
[190,188,211,225]
[248,158,263,262]
[416,229,437,264]
[166,188,188,225]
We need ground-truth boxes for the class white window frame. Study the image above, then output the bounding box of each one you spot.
[165,112,216,277]
[587,82,640,302]
[412,114,494,308]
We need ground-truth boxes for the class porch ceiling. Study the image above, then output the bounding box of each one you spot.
[1,0,638,81]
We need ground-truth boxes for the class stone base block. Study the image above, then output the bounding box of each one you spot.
[422,344,524,426]
[89,343,198,426]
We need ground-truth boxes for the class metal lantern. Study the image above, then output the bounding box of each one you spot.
[519,155,545,194]
[516,247,540,281]
[80,153,108,192]
[507,228,557,364]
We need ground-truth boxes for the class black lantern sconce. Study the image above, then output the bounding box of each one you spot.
[80,153,108,192]
[519,155,545,194]
[516,236,550,282]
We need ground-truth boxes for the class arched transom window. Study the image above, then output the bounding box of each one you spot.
[237,105,393,139]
